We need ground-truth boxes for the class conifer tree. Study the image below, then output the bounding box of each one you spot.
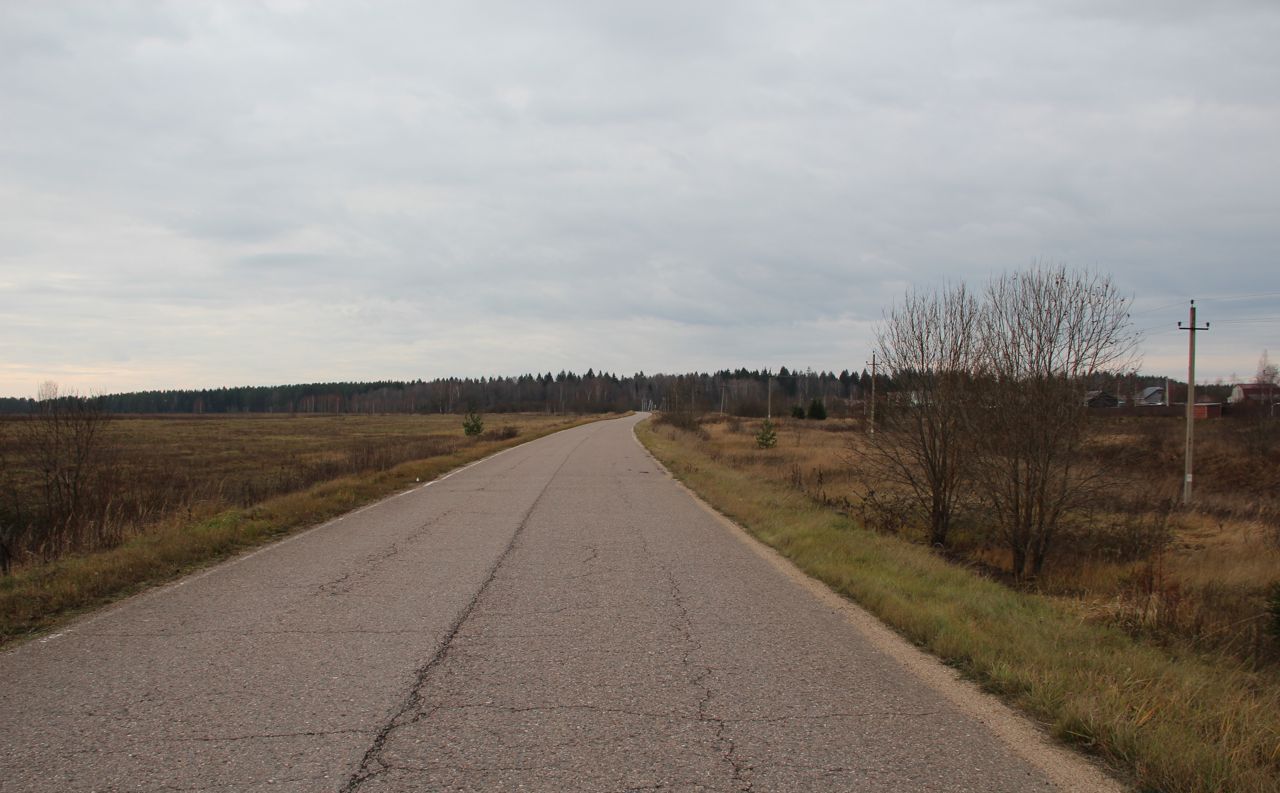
[755,419,778,449]
[806,398,827,420]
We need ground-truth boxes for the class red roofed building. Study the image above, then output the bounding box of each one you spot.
[1229,383,1278,404]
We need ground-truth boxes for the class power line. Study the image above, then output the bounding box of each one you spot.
[1129,299,1189,317]
[1195,290,1280,303]
[1130,293,1280,320]
[1206,315,1280,324]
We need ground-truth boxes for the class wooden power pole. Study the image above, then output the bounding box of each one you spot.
[866,352,877,435]
[1178,300,1210,504]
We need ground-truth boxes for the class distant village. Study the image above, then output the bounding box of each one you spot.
[1085,379,1278,418]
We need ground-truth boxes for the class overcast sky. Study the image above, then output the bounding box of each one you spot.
[2,1,1278,397]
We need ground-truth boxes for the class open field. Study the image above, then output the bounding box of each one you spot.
[637,415,1280,793]
[0,412,607,646]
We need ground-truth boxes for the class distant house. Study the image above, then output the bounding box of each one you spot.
[1229,383,1278,404]
[1085,390,1120,408]
[1136,386,1165,406]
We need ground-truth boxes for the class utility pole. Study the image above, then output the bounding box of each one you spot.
[1178,300,1210,504]
[767,375,772,420]
[720,383,726,415]
[866,352,877,435]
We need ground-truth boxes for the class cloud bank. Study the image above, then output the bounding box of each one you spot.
[2,1,1278,395]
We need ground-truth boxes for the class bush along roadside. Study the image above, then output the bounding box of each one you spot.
[636,419,1280,793]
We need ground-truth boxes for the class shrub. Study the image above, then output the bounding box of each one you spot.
[790,405,806,420]
[856,488,912,536]
[654,411,701,432]
[462,411,484,436]
[482,425,519,441]
[5,384,118,561]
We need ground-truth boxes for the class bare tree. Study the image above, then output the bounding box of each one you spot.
[1258,350,1278,385]
[970,265,1139,579]
[1258,350,1279,418]
[863,283,979,547]
[0,434,18,575]
[660,375,704,432]
[15,381,116,558]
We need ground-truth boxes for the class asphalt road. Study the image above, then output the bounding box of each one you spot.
[1,414,1109,792]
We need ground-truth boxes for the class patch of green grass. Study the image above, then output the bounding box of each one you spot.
[637,420,1280,793]
[0,414,605,647]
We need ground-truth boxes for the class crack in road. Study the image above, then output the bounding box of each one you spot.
[318,507,461,596]
[340,433,595,792]
[645,532,753,793]
[564,544,606,580]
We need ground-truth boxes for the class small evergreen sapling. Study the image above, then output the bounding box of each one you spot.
[462,411,484,436]
[756,419,778,449]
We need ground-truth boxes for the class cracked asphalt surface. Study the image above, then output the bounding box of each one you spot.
[2,414,1075,791]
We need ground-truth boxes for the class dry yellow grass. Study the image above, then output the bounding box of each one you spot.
[688,413,1280,665]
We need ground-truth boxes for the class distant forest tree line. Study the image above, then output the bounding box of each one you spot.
[0,368,886,417]
[0,367,1217,418]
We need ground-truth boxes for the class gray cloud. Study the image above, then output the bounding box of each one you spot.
[1,0,1277,394]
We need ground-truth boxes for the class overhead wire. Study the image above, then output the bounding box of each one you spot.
[1129,292,1280,334]
[1129,299,1189,317]
[1211,319,1280,326]
[1129,299,1185,337]
[1195,290,1280,303]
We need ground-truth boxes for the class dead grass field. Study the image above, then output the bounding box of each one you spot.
[638,415,1280,793]
[0,412,604,645]
[681,413,1280,666]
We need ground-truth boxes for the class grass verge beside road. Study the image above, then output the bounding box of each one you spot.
[0,415,604,648]
[636,419,1280,793]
